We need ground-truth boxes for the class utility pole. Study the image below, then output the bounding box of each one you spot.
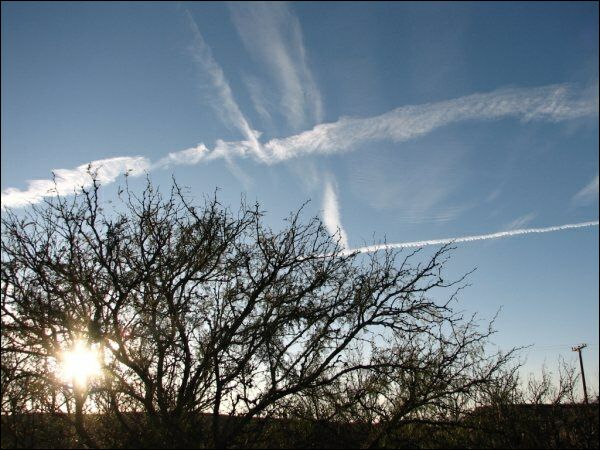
[572,343,588,405]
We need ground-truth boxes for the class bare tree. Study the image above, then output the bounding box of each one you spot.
[1,175,517,448]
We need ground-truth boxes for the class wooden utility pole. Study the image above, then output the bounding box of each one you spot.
[572,343,588,405]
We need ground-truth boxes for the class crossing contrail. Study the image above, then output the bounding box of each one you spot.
[342,220,599,255]
[3,81,598,209]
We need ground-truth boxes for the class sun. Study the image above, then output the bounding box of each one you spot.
[59,340,102,389]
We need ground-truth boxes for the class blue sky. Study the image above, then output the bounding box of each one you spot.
[2,2,599,393]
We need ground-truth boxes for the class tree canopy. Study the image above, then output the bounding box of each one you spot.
[1,176,518,448]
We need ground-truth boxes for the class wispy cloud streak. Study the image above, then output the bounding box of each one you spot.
[185,9,263,159]
[244,74,274,126]
[504,212,537,230]
[322,178,349,249]
[572,174,599,206]
[229,1,323,129]
[342,221,599,256]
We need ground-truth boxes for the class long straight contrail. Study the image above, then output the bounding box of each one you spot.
[343,221,599,255]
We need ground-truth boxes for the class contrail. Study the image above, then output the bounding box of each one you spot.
[184,9,263,160]
[342,221,599,255]
[322,177,349,249]
[228,1,324,129]
[2,82,598,209]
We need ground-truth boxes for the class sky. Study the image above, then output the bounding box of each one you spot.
[2,1,599,394]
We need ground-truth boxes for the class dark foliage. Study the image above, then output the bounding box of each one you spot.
[0,175,555,449]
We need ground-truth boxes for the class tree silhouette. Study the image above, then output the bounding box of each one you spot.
[1,175,517,448]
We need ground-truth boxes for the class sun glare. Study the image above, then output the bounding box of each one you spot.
[59,340,102,389]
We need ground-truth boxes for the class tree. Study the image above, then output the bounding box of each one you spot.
[466,359,599,449]
[1,175,516,448]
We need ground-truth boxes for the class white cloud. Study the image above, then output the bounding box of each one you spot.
[122,82,600,170]
[154,144,209,168]
[505,212,537,230]
[261,83,599,164]
[322,178,349,249]
[229,1,323,130]
[3,82,598,209]
[343,221,599,256]
[572,174,599,206]
[243,74,274,126]
[185,9,263,160]
[1,156,150,209]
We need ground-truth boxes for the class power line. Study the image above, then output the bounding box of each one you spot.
[529,343,598,351]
